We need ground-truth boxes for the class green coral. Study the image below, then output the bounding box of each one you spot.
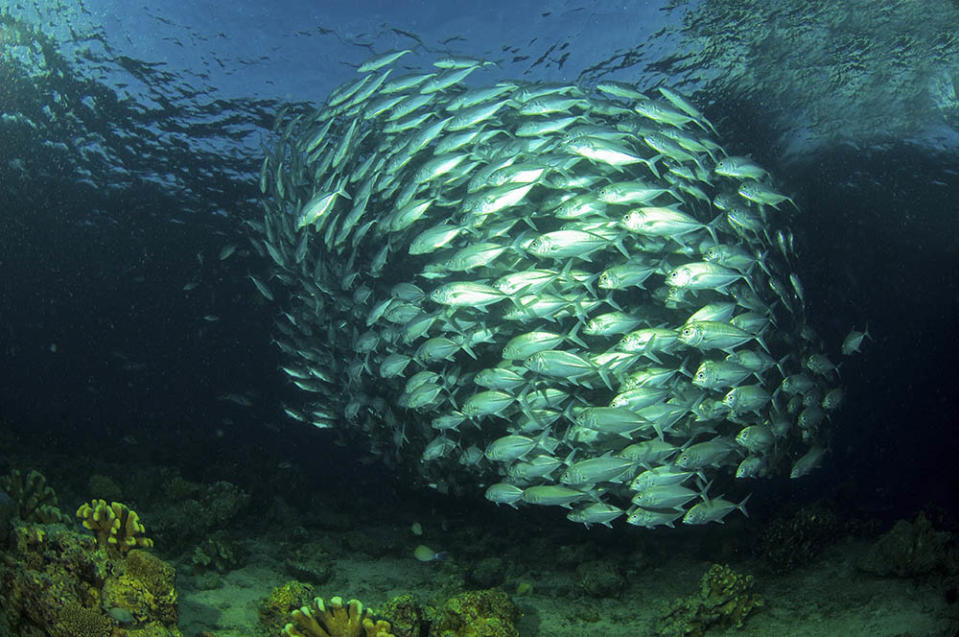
[655,564,764,637]
[0,468,69,523]
[76,499,155,555]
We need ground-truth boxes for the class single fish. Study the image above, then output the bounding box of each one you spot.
[841,325,870,355]
[682,494,750,525]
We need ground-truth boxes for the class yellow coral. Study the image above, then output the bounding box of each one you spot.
[76,499,154,555]
[282,596,394,637]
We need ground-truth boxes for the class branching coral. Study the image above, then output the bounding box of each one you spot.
[76,499,154,555]
[0,469,68,523]
[282,596,394,637]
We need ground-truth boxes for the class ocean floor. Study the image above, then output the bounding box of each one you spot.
[2,432,957,636]
[177,530,957,637]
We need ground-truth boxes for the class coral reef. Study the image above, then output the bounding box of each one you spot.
[76,499,155,555]
[191,530,245,573]
[282,596,394,637]
[258,580,315,635]
[283,541,335,585]
[379,594,433,637]
[430,589,519,637]
[371,590,521,637]
[577,559,627,598]
[0,468,69,523]
[0,489,15,546]
[856,512,959,577]
[756,503,842,571]
[655,564,764,637]
[150,476,250,551]
[0,521,180,636]
[102,549,179,626]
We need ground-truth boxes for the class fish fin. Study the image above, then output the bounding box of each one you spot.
[737,493,751,517]
[510,229,531,255]
[613,238,629,259]
[597,365,615,392]
[603,293,623,312]
[741,272,759,297]
[677,356,694,379]
[755,334,771,354]
[566,322,588,349]
[649,420,664,441]
[519,215,539,231]
[580,273,600,297]
[535,428,558,454]
[704,214,723,245]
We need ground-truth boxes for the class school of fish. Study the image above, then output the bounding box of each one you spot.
[247,51,846,529]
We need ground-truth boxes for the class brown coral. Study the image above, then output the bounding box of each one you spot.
[76,499,154,555]
[282,596,394,637]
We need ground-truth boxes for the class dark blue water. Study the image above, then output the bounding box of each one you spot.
[1,0,958,538]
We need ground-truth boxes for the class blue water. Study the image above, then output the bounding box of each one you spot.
[1,0,958,534]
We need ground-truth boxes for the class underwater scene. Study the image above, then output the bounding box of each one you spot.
[1,1,958,635]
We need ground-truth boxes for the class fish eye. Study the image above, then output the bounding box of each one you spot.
[696,371,706,380]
